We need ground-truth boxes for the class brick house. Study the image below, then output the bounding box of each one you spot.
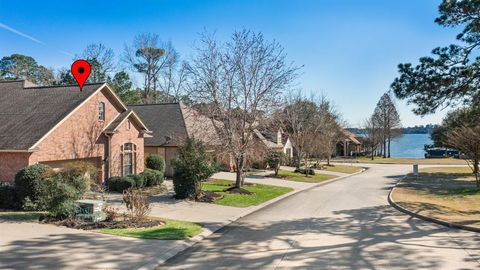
[129,103,221,177]
[0,80,151,183]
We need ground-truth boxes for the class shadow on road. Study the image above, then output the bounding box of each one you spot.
[161,204,480,269]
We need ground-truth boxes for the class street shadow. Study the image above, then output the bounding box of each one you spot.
[161,204,480,269]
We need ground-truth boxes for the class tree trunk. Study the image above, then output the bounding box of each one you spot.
[387,137,391,158]
[327,155,331,166]
[475,159,479,189]
[235,155,245,188]
[382,137,387,158]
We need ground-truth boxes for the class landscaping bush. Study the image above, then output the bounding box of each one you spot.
[62,162,98,182]
[0,182,17,209]
[294,168,316,175]
[131,174,145,188]
[265,151,286,176]
[15,164,51,210]
[172,138,217,199]
[122,187,151,222]
[140,168,164,186]
[145,154,165,172]
[38,167,91,218]
[107,176,136,192]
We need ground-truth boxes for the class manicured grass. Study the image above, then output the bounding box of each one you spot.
[202,179,293,207]
[392,166,480,228]
[0,211,45,222]
[334,157,466,165]
[97,219,202,240]
[321,164,362,174]
[275,170,336,183]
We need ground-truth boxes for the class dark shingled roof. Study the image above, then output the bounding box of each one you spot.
[129,103,221,147]
[104,110,131,133]
[0,80,104,150]
[129,103,188,146]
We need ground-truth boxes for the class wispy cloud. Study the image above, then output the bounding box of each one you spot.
[0,22,46,45]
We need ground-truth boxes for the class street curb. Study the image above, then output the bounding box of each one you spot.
[142,168,367,269]
[388,176,480,234]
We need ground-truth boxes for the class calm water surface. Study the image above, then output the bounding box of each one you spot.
[390,133,432,158]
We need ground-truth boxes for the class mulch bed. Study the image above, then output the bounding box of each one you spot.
[195,190,223,203]
[224,186,255,195]
[40,216,165,230]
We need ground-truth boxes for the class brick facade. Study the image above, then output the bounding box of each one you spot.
[0,86,147,183]
[0,153,31,183]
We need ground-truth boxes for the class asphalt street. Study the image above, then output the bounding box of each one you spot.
[160,164,480,270]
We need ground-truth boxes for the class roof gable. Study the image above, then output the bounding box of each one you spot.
[0,81,105,150]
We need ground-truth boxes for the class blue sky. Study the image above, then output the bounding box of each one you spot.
[0,0,458,127]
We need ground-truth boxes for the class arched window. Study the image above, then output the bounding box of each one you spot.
[121,143,136,176]
[98,102,105,121]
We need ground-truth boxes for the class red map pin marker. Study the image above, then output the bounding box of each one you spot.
[71,59,91,91]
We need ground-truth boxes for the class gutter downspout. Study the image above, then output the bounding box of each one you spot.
[105,134,112,181]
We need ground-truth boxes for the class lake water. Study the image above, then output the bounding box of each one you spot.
[390,133,432,158]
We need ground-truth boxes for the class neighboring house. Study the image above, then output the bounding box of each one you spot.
[0,80,150,183]
[129,103,221,177]
[255,128,294,158]
[336,129,362,157]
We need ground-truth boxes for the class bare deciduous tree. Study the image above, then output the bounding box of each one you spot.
[374,92,402,158]
[79,43,115,83]
[186,30,299,189]
[362,114,382,160]
[123,33,180,103]
[445,125,480,188]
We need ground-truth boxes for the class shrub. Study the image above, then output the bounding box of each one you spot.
[131,174,145,188]
[294,168,316,175]
[15,164,51,210]
[145,154,165,172]
[107,176,136,192]
[63,162,98,182]
[140,168,164,186]
[172,138,216,199]
[122,187,151,222]
[265,151,286,176]
[38,167,91,218]
[0,182,17,209]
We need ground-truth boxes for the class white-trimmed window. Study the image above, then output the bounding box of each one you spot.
[99,102,105,121]
[122,143,136,176]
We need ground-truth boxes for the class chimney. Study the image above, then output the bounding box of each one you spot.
[277,130,282,145]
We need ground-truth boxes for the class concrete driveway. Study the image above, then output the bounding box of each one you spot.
[161,164,480,269]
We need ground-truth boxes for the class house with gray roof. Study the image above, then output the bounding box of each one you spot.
[0,80,150,183]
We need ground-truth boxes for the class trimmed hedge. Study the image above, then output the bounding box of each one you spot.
[140,169,164,186]
[107,176,136,192]
[0,182,17,210]
[146,154,165,172]
[131,174,145,188]
[15,164,51,209]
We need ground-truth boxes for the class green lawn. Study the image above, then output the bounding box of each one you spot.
[275,170,336,183]
[97,219,202,240]
[321,165,362,174]
[0,211,45,222]
[392,166,480,228]
[202,179,293,207]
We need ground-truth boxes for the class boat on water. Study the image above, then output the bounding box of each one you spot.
[424,147,460,158]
